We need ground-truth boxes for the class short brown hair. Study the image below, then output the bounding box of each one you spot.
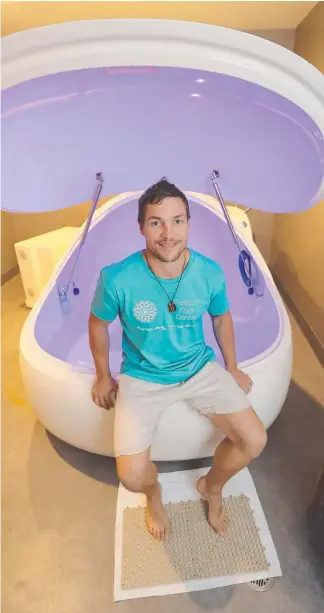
[138,177,190,225]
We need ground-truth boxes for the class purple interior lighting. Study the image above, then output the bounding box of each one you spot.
[2,66,323,215]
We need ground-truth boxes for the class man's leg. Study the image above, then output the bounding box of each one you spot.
[114,375,174,541]
[197,405,267,534]
[116,448,171,541]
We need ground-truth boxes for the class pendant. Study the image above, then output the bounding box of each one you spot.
[168,301,176,313]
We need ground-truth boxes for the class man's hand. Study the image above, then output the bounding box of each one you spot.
[91,375,118,410]
[227,367,253,395]
[211,312,253,395]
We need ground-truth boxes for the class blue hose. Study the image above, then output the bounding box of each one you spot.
[238,250,254,295]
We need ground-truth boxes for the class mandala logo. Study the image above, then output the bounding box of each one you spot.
[133,300,158,323]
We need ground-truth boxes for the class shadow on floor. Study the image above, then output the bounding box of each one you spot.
[249,380,324,592]
[46,429,214,484]
[47,429,119,486]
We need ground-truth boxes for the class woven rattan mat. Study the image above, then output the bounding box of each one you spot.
[121,494,270,589]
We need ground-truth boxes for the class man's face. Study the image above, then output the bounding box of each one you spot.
[140,196,189,263]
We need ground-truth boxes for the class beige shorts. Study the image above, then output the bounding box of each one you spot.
[114,361,251,456]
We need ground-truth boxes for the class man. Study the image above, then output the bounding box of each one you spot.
[88,178,267,542]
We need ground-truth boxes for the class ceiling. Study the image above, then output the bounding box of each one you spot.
[1,1,318,36]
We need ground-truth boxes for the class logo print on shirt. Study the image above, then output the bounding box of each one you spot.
[133,300,158,323]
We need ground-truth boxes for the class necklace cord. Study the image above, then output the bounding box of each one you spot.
[144,251,187,310]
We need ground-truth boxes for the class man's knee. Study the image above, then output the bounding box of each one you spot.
[239,426,267,460]
[116,454,150,492]
[211,407,268,460]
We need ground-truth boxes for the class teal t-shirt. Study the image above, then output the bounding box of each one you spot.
[91,249,230,384]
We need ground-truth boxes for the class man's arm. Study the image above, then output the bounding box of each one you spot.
[88,269,120,408]
[211,310,237,373]
[211,311,253,394]
[88,312,118,409]
[88,312,112,380]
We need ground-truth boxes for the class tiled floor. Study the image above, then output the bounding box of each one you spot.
[2,274,324,613]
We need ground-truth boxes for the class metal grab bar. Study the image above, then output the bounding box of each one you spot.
[58,172,104,309]
[211,170,242,253]
[211,170,262,297]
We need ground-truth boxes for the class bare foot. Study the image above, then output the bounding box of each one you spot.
[196,476,229,535]
[146,482,171,542]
